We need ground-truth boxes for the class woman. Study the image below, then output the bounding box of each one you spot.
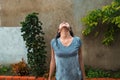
[48,22,85,80]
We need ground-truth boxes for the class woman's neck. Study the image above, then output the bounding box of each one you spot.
[60,33,72,40]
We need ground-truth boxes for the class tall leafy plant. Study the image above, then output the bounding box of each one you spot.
[21,12,47,76]
[82,0,120,45]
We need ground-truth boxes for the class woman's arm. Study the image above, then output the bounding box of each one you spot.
[48,46,56,80]
[78,47,86,80]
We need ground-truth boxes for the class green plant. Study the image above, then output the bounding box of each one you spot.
[82,0,120,45]
[21,12,47,76]
[85,67,110,78]
[113,72,120,78]
[11,58,30,76]
[0,65,12,75]
[85,65,120,78]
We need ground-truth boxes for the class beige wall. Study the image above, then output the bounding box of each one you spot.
[0,0,120,70]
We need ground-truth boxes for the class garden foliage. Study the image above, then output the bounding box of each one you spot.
[21,12,47,76]
[82,0,120,45]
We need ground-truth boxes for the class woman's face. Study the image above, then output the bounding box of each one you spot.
[59,27,69,33]
[58,22,70,34]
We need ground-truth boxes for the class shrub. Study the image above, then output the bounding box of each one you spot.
[0,64,12,75]
[85,65,120,78]
[21,12,47,77]
[11,58,30,76]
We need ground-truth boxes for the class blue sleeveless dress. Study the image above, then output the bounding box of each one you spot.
[51,36,82,80]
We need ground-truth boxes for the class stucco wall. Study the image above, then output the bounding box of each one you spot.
[0,27,27,64]
[0,0,120,70]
